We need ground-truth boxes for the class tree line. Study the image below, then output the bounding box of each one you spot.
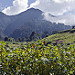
[4,31,58,42]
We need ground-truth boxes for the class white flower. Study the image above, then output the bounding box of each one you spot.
[11,53,14,57]
[41,57,49,62]
[67,52,71,54]
[50,73,54,75]
[21,60,23,63]
[8,54,11,56]
[6,58,9,60]
[35,59,38,61]
[7,48,10,50]
[10,50,12,53]
[0,65,2,67]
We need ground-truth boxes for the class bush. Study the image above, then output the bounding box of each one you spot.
[0,41,75,75]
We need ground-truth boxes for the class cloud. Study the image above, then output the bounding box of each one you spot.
[30,0,75,25]
[53,0,74,3]
[0,3,6,11]
[2,0,28,15]
[43,12,75,25]
[30,0,75,16]
[2,0,75,25]
[29,0,40,8]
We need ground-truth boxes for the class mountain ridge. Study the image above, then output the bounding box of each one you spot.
[0,8,71,40]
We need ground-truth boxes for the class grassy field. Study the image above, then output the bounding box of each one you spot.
[0,29,75,75]
[6,29,75,47]
[41,29,75,46]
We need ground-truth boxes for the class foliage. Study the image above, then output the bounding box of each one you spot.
[42,29,75,46]
[4,37,8,41]
[0,41,75,75]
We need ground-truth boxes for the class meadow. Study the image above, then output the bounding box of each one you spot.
[0,29,75,75]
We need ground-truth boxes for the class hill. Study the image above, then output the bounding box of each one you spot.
[1,29,75,75]
[6,29,75,47]
[40,29,75,46]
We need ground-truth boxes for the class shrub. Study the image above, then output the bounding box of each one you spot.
[0,41,75,75]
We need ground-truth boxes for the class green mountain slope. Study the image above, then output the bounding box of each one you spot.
[41,29,75,46]
[1,29,75,75]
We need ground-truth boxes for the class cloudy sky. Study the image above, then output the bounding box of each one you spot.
[0,0,75,25]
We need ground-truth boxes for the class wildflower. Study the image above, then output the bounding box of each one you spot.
[35,59,38,61]
[0,43,1,45]
[41,57,49,62]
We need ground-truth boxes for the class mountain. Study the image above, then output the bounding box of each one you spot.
[0,8,71,39]
[4,8,43,35]
[0,29,3,40]
[0,12,15,30]
[0,12,18,37]
[9,20,71,39]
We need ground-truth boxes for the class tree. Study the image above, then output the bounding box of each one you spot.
[46,34,48,37]
[4,37,8,41]
[42,31,49,38]
[30,31,39,41]
[52,31,58,34]
[8,38,15,42]
[72,26,75,29]
[21,38,26,42]
[30,31,35,41]
[17,38,21,42]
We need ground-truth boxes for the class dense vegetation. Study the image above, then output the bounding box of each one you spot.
[42,29,75,46]
[0,29,75,75]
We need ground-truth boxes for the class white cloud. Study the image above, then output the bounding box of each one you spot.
[2,0,75,25]
[30,0,75,16]
[30,0,75,25]
[53,0,74,3]
[59,13,75,25]
[30,0,40,8]
[0,3,6,11]
[43,12,75,25]
[2,0,28,15]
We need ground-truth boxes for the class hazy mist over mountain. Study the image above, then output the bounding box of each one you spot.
[1,0,75,25]
[0,8,71,39]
